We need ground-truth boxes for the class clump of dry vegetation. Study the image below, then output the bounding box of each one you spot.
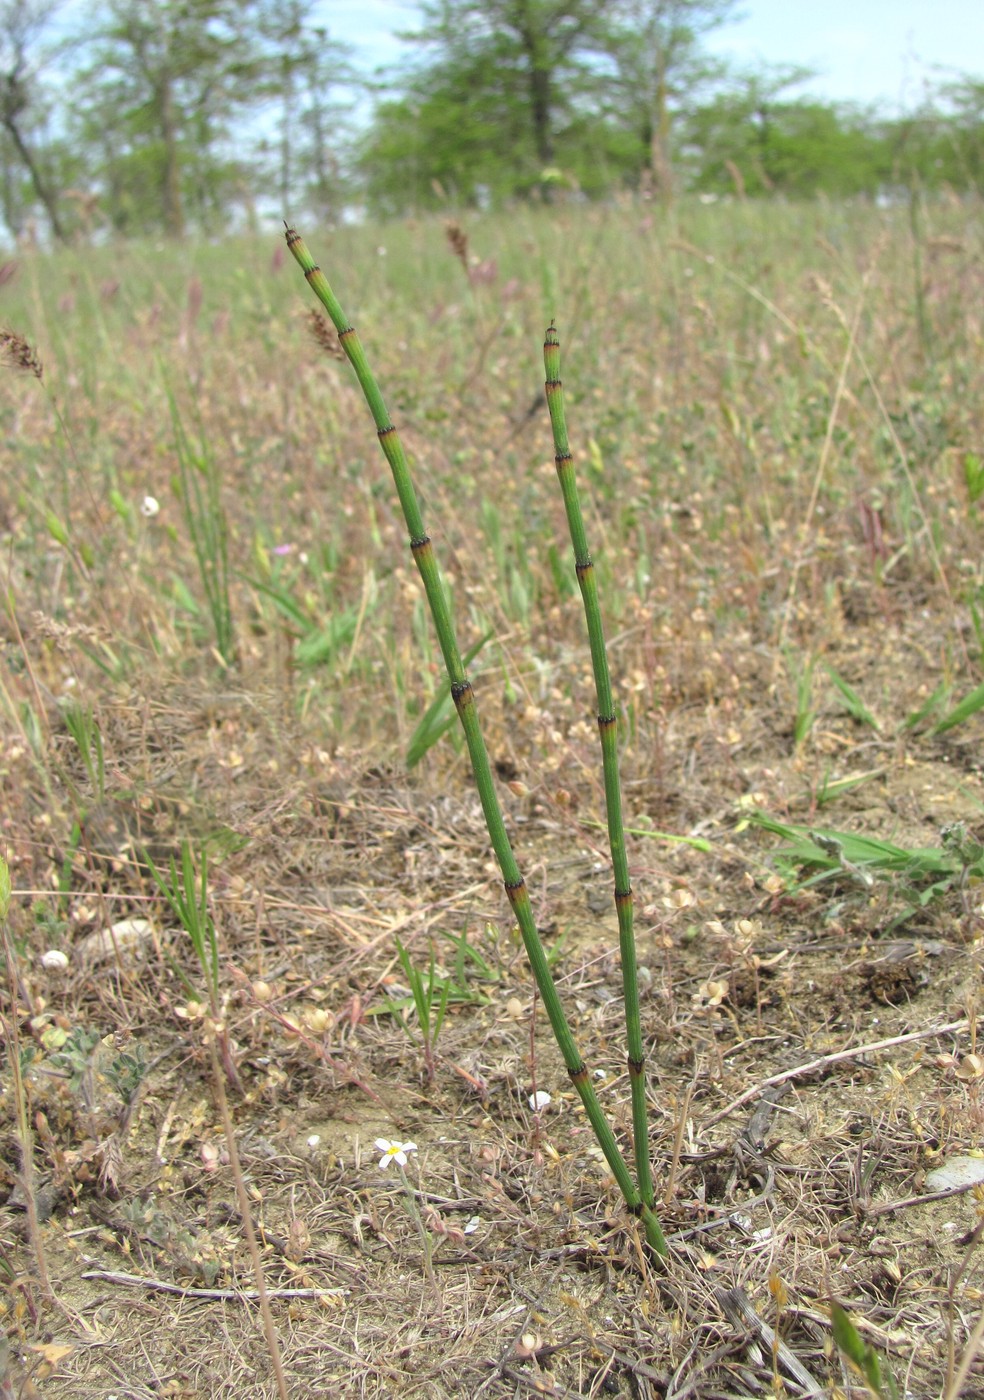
[1,198,983,1398]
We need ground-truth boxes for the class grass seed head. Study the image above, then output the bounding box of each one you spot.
[307,307,346,361]
[444,221,469,272]
[0,328,42,379]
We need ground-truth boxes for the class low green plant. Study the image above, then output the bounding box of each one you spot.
[374,930,497,1082]
[48,1025,102,1106]
[386,936,452,1083]
[749,812,984,920]
[105,1042,149,1109]
[145,838,287,1395]
[61,699,106,800]
[824,663,879,730]
[964,451,984,504]
[830,1301,899,1398]
[246,562,360,670]
[286,225,668,1256]
[783,648,816,747]
[406,631,492,767]
[931,680,984,736]
[439,923,503,987]
[814,767,884,807]
[168,391,236,668]
[146,839,219,1007]
[57,820,82,917]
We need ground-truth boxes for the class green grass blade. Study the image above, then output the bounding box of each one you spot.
[407,631,493,767]
[830,1302,899,1398]
[903,678,949,730]
[824,664,879,729]
[931,680,984,735]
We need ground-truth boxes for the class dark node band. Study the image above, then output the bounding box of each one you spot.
[567,1063,587,1082]
[410,535,430,551]
[575,558,593,575]
[545,379,562,390]
[284,226,299,245]
[339,326,356,338]
[377,425,397,438]
[630,1202,644,1217]
[615,887,632,903]
[628,1057,645,1076]
[450,680,472,702]
[304,265,319,279]
[555,450,573,463]
[504,877,525,896]
[597,712,617,727]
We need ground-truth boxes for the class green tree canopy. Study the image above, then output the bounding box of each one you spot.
[360,0,623,212]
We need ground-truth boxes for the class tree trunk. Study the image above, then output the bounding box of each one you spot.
[514,2,554,167]
[0,71,66,241]
[648,60,673,202]
[0,112,65,240]
[529,60,553,166]
[159,74,184,238]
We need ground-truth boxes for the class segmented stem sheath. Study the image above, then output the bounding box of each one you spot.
[286,226,666,1256]
[543,324,656,1214]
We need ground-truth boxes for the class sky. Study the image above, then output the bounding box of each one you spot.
[319,0,984,111]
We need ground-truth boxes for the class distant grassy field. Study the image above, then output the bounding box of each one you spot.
[2,197,984,1397]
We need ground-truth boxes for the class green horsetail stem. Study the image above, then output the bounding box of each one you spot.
[285,225,667,1258]
[543,325,655,1213]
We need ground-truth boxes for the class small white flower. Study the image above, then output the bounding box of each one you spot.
[41,948,69,971]
[140,495,160,518]
[528,1091,552,1112]
[463,1216,480,1235]
[375,1138,417,1170]
[306,1134,321,1149]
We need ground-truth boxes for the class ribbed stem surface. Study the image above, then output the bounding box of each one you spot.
[543,324,656,1212]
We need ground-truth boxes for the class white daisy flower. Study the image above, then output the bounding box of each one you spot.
[140,495,160,518]
[375,1138,417,1170]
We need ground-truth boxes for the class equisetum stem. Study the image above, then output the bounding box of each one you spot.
[285,225,667,1258]
[543,323,656,1213]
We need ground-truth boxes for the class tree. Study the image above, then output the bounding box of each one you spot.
[253,0,353,223]
[0,0,67,239]
[607,0,738,197]
[683,76,893,199]
[77,0,267,237]
[361,0,619,211]
[884,74,984,194]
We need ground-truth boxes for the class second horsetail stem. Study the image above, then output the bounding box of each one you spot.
[544,323,655,1214]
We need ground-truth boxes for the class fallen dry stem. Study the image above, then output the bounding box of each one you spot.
[79,1270,345,1302]
[702,1018,969,1128]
